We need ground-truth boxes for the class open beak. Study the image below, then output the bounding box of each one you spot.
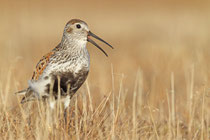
[87,31,113,57]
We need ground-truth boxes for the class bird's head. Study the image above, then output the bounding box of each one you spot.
[63,19,113,56]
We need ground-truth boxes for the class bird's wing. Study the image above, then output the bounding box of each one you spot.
[31,44,62,81]
[19,50,56,103]
[31,51,55,80]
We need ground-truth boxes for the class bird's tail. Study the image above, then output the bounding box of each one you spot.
[15,89,28,95]
[15,88,35,104]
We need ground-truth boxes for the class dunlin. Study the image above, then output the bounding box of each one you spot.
[15,19,113,111]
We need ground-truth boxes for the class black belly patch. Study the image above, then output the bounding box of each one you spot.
[45,70,89,98]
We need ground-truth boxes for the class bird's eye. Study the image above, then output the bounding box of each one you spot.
[76,24,81,29]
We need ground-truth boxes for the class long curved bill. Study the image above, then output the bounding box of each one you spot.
[87,31,113,57]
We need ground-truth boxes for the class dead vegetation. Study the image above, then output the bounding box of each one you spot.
[0,0,210,139]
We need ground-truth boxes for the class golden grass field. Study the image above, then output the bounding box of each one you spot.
[0,0,210,139]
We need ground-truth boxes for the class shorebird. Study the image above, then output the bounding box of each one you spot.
[15,19,113,111]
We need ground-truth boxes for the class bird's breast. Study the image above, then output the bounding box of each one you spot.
[49,53,90,74]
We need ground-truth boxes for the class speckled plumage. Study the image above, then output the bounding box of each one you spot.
[15,19,113,109]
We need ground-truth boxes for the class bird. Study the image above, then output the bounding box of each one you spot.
[15,19,113,111]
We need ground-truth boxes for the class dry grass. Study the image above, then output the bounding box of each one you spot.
[0,0,210,139]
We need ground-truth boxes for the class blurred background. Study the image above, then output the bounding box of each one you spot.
[0,0,210,119]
